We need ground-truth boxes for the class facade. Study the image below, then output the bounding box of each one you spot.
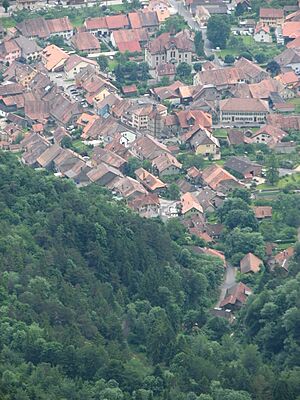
[145,30,194,69]
[16,0,39,10]
[219,98,269,126]
[259,8,284,27]
[254,23,272,43]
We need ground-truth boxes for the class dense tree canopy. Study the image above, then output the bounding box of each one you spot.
[0,153,298,400]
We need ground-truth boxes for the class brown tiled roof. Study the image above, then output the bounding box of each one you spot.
[85,16,108,30]
[181,192,203,214]
[235,57,267,80]
[152,152,182,173]
[267,114,300,130]
[220,98,269,112]
[72,32,100,52]
[37,143,62,168]
[253,206,272,219]
[87,163,123,183]
[17,17,50,39]
[249,78,284,99]
[195,66,246,87]
[130,134,169,160]
[129,193,160,210]
[149,30,194,54]
[118,40,141,53]
[220,282,252,307]
[260,7,283,18]
[240,252,262,273]
[109,176,147,199]
[92,147,127,169]
[202,164,238,190]
[47,17,72,34]
[176,109,212,130]
[106,14,129,30]
[135,167,166,191]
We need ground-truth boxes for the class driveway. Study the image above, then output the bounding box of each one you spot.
[216,264,237,307]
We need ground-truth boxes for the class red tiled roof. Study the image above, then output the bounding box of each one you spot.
[106,14,129,30]
[71,32,100,52]
[128,12,142,29]
[260,8,283,19]
[118,40,142,53]
[85,16,108,30]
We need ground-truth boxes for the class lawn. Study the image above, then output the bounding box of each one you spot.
[0,17,17,28]
[213,128,228,139]
[108,59,118,72]
[287,98,300,113]
[257,173,300,190]
[218,35,283,62]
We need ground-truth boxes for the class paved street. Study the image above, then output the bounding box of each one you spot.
[216,264,237,307]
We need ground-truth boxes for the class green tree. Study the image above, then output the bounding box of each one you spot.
[207,16,230,49]
[266,154,279,186]
[97,55,109,71]
[266,60,281,76]
[176,62,192,82]
[2,0,9,12]
[195,31,204,57]
[165,183,180,200]
[224,55,235,64]
[194,62,202,72]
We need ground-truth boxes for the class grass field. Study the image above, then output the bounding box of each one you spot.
[257,173,300,190]
[288,98,300,113]
[0,17,16,28]
[213,128,228,138]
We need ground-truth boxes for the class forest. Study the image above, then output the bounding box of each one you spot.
[0,152,299,400]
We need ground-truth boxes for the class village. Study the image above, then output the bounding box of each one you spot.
[0,0,300,317]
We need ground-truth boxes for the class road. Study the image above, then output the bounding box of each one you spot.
[216,264,237,307]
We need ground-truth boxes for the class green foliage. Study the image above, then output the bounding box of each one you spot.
[2,0,9,13]
[176,62,192,84]
[97,55,109,71]
[195,31,204,57]
[207,16,230,49]
[158,15,188,35]
[224,54,235,64]
[114,61,149,84]
[165,183,180,200]
[266,60,281,77]
[266,154,279,186]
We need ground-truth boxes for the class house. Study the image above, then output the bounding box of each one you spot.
[36,143,63,169]
[227,129,248,146]
[183,125,220,159]
[122,85,138,97]
[219,98,269,126]
[128,11,160,33]
[235,57,269,84]
[254,22,272,43]
[224,156,262,179]
[130,134,170,160]
[50,94,82,127]
[109,176,147,200]
[268,247,294,271]
[146,0,170,23]
[85,17,109,36]
[0,39,21,65]
[41,44,69,72]
[47,17,73,39]
[87,163,123,185]
[145,30,194,69]
[259,8,284,27]
[180,192,204,215]
[220,282,252,310]
[17,17,73,40]
[201,164,239,190]
[152,152,182,176]
[152,80,184,104]
[14,36,41,63]
[106,14,130,31]
[71,32,100,53]
[282,21,300,40]
[135,167,167,192]
[64,55,99,80]
[91,147,127,171]
[122,103,167,131]
[254,206,272,219]
[240,252,263,274]
[249,78,294,100]
[250,124,287,147]
[274,48,300,74]
[175,109,212,131]
[154,63,176,82]
[128,193,160,218]
[195,6,210,26]
[194,66,246,89]
[111,28,148,53]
